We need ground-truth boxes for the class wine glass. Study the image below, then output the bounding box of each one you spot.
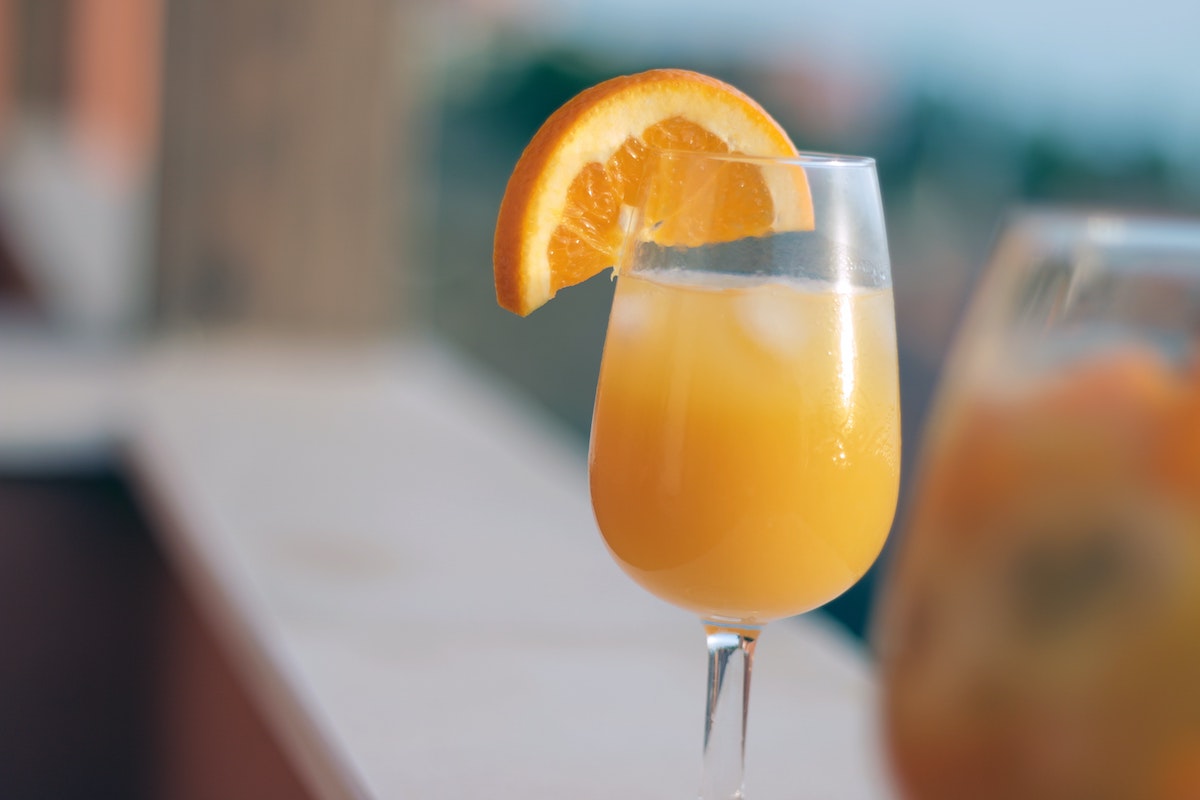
[588,149,901,798]
[875,210,1200,800]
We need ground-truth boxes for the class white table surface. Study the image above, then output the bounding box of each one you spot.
[1,335,892,800]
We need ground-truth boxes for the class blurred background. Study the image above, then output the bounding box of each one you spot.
[2,0,1199,796]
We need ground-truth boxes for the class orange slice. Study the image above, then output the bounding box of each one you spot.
[493,68,808,316]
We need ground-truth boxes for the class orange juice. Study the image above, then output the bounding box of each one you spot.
[589,270,901,624]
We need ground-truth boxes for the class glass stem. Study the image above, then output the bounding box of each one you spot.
[700,623,760,800]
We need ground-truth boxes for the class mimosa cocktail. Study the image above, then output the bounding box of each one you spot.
[490,69,899,799]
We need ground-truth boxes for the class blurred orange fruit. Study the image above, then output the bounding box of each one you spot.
[493,68,806,316]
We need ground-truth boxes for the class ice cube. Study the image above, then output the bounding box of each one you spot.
[735,287,813,357]
[609,287,652,337]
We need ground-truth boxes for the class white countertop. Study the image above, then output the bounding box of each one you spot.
[1,335,892,799]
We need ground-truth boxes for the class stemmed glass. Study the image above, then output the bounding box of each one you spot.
[588,149,901,798]
[876,210,1200,799]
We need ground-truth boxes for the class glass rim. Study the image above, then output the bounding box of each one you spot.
[998,205,1200,254]
[650,147,876,169]
[1003,204,1200,234]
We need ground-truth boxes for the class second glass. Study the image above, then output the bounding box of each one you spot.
[876,210,1200,800]
[587,150,901,798]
